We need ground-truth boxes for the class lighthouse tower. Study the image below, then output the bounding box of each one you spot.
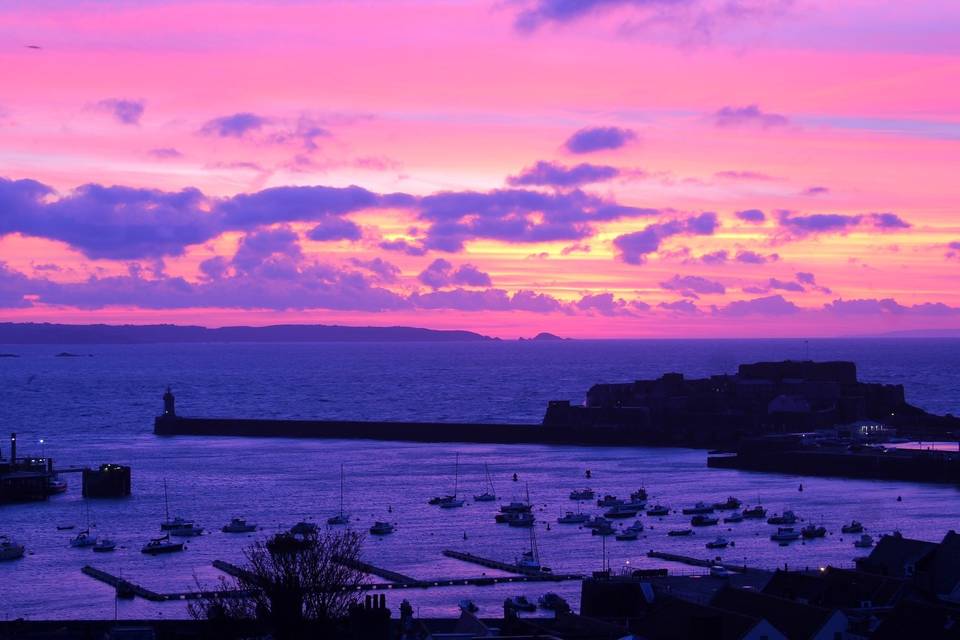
[163,386,176,417]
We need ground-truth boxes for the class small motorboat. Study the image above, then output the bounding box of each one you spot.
[630,488,648,502]
[767,511,798,525]
[507,512,535,528]
[668,528,694,537]
[56,524,75,531]
[0,536,25,561]
[853,534,874,548]
[604,504,640,519]
[615,529,638,541]
[473,492,496,502]
[706,536,730,549]
[141,534,184,555]
[92,538,117,553]
[646,505,670,517]
[569,488,594,501]
[801,524,827,539]
[742,506,766,519]
[326,513,350,525]
[691,514,719,527]
[624,520,644,533]
[160,516,195,531]
[712,496,742,510]
[770,527,800,542]
[428,495,455,505]
[507,595,536,612]
[223,518,258,533]
[583,516,611,530]
[557,511,589,524]
[369,521,395,535]
[710,565,737,578]
[538,592,570,613]
[596,495,622,507]
[47,476,68,495]
[682,502,715,515]
[841,520,864,534]
[290,521,318,536]
[70,529,97,548]
[169,523,204,537]
[591,522,615,536]
[438,497,465,509]
[500,501,533,514]
[724,511,744,523]
[458,599,478,613]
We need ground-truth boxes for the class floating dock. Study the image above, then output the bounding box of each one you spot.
[442,549,582,580]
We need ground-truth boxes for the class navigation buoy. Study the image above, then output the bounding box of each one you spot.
[798,483,804,492]
[512,473,519,482]
[585,469,592,479]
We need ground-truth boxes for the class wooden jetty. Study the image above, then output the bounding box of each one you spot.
[646,550,758,574]
[333,556,423,586]
[442,549,582,581]
[81,566,166,601]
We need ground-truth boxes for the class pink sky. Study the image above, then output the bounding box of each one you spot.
[1,0,958,338]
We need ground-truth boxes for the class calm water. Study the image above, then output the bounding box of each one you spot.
[1,339,959,620]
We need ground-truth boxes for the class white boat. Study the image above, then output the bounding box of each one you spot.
[770,527,801,542]
[767,510,798,525]
[70,529,96,548]
[557,511,589,524]
[92,538,117,553]
[474,464,497,502]
[141,534,183,555]
[724,511,744,523]
[169,523,204,537]
[0,536,25,561]
[435,454,465,509]
[854,534,874,548]
[47,476,68,495]
[569,488,594,501]
[159,480,195,531]
[706,536,730,549]
[516,524,549,572]
[222,518,257,533]
[369,521,395,535]
[507,512,535,527]
[327,465,351,524]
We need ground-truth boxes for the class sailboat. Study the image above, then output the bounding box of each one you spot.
[438,453,465,509]
[516,519,550,573]
[473,464,496,502]
[327,465,350,525]
[159,480,196,531]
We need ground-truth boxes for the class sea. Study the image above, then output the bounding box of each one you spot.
[1,338,958,621]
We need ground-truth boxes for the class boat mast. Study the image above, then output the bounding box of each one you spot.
[339,464,344,517]
[453,453,459,498]
[163,479,170,522]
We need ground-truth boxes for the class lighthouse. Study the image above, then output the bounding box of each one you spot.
[163,387,176,417]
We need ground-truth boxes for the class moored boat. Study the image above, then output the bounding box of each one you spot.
[569,488,594,501]
[0,536,25,561]
[369,521,395,535]
[801,524,826,539]
[169,523,204,537]
[538,592,570,613]
[682,502,714,515]
[70,529,96,548]
[223,518,257,533]
[723,511,744,523]
[290,521,318,536]
[507,595,536,612]
[691,514,719,527]
[141,534,184,555]
[92,538,117,552]
[770,527,800,542]
[646,504,670,517]
[668,528,693,537]
[706,536,730,549]
[841,520,864,534]
[604,504,640,519]
[767,510,798,525]
[557,511,589,524]
[742,506,766,519]
[853,534,874,548]
[712,496,741,510]
[596,495,621,507]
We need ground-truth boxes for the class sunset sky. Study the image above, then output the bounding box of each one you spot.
[1,0,958,338]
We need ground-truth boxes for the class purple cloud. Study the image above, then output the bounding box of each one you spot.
[379,239,427,256]
[575,292,631,316]
[735,209,766,223]
[660,274,725,295]
[614,212,718,265]
[822,298,907,315]
[803,186,830,196]
[418,259,492,289]
[306,217,362,241]
[715,170,774,181]
[720,294,800,316]
[870,212,911,229]
[564,127,636,154]
[508,161,619,187]
[658,299,701,314]
[348,257,401,283]
[200,112,268,137]
[97,99,144,125]
[148,147,183,159]
[409,288,562,313]
[700,250,728,264]
[735,250,778,264]
[768,277,804,292]
[713,105,788,128]
[778,211,911,235]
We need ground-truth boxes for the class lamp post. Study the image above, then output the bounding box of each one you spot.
[39,439,45,461]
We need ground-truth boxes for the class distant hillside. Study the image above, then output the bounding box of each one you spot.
[0,322,493,344]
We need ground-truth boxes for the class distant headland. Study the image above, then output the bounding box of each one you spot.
[0,322,494,344]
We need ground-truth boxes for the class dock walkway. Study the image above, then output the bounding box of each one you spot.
[442,549,582,580]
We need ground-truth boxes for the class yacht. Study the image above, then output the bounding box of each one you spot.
[516,524,550,573]
[500,501,533,514]
[557,511,589,525]
[723,511,744,523]
[92,538,117,553]
[428,495,455,505]
[70,529,97,548]
[507,595,537,612]
[583,516,612,530]
[712,496,742,510]
[630,488,648,502]
[290,521,318,536]
[591,522,615,536]
[767,511,798,525]
[141,534,184,555]
[646,504,670,517]
[841,520,864,534]
[615,529,639,541]
[691,514,719,527]
[369,521,395,535]
[742,506,766,519]
[507,512,535,528]
[604,504,640,519]
[668,528,694,537]
[596,495,622,507]
[538,593,570,613]
[706,536,730,549]
[435,453,465,509]
[169,523,204,537]
[159,480,195,531]
[853,534,874,548]
[0,536,25,561]
[474,465,497,502]
[801,524,827,539]
[682,502,715,515]
[569,488,594,501]
[770,527,800,542]
[222,518,257,533]
[327,464,351,524]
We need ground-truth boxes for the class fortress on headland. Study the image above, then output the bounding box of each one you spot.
[154,360,958,448]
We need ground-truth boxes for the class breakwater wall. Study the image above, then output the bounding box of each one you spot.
[154,415,653,447]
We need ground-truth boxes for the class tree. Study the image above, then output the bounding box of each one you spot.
[190,529,367,639]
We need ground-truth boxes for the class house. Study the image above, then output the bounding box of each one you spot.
[629,596,786,640]
[922,530,960,602]
[710,587,848,640]
[855,533,938,578]
[871,599,960,640]
[762,567,908,611]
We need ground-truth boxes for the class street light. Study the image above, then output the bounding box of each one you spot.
[39,439,45,461]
